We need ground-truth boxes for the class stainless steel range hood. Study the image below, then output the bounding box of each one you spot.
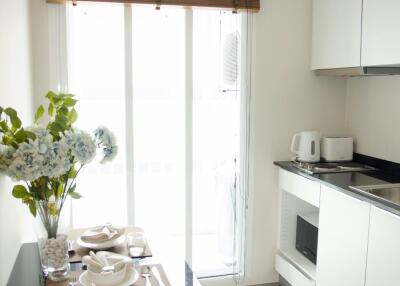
[315,66,400,76]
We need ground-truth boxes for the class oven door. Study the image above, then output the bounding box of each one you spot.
[296,215,318,264]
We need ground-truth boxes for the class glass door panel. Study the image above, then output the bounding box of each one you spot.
[67,4,127,227]
[192,10,242,277]
[131,6,186,261]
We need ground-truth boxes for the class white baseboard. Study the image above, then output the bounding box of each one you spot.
[199,276,280,286]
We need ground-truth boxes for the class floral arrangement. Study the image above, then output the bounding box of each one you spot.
[0,91,117,238]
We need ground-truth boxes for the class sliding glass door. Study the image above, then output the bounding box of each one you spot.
[67,4,128,227]
[65,3,250,278]
[192,10,244,277]
[130,5,186,262]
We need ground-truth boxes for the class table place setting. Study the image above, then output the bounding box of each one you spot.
[43,224,170,286]
[76,224,126,251]
[36,223,171,286]
[46,260,170,286]
[68,225,152,263]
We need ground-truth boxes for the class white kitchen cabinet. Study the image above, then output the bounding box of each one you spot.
[277,169,319,284]
[365,206,400,286]
[275,254,316,286]
[316,185,370,286]
[279,169,321,208]
[361,0,400,66]
[311,0,363,69]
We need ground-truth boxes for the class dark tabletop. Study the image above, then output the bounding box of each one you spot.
[7,243,200,286]
[274,161,400,216]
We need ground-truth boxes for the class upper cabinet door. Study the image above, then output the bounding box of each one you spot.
[362,0,400,66]
[365,206,400,286]
[316,185,370,286]
[311,0,363,70]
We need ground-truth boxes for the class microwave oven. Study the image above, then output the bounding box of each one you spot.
[296,213,319,264]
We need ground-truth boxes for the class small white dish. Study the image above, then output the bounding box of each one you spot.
[77,235,126,250]
[79,266,139,286]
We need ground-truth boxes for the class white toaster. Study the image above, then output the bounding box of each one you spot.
[321,137,353,162]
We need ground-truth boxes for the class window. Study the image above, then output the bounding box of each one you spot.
[67,4,127,227]
[64,3,251,278]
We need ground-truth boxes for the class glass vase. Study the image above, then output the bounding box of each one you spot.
[36,200,70,282]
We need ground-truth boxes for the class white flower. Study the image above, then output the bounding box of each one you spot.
[26,125,52,154]
[8,140,44,181]
[62,129,96,164]
[94,126,116,147]
[42,140,71,178]
[100,145,118,164]
[94,126,118,163]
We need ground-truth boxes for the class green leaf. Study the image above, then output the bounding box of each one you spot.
[45,188,52,199]
[68,168,77,179]
[14,129,28,143]
[63,97,77,107]
[48,121,63,134]
[46,91,56,103]
[14,129,35,143]
[60,93,75,98]
[58,106,69,115]
[48,103,54,117]
[53,95,62,106]
[69,192,82,199]
[68,183,77,193]
[25,131,36,141]
[34,105,45,123]
[12,185,29,199]
[2,134,14,145]
[67,183,79,198]
[0,106,3,115]
[0,120,8,132]
[4,108,21,129]
[55,113,68,125]
[29,201,37,217]
[56,183,63,198]
[67,108,78,124]
[53,118,67,133]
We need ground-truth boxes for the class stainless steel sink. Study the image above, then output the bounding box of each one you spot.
[350,184,400,206]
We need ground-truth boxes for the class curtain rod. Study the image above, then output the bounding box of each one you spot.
[46,0,260,12]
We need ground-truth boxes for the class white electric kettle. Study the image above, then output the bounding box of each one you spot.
[291,131,321,162]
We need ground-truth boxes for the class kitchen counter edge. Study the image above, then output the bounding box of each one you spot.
[274,161,400,217]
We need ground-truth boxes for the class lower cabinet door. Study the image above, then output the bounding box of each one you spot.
[275,254,315,286]
[316,185,370,286]
[365,206,400,286]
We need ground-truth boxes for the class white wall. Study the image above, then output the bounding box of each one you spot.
[346,76,400,163]
[0,0,35,285]
[246,0,347,284]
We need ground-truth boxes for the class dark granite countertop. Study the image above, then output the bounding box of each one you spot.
[7,243,200,286]
[274,161,400,216]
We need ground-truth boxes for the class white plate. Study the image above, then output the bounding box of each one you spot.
[79,266,139,286]
[77,235,126,250]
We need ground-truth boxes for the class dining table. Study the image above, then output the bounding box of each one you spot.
[7,226,201,286]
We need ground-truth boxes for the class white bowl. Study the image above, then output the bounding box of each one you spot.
[87,264,127,286]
